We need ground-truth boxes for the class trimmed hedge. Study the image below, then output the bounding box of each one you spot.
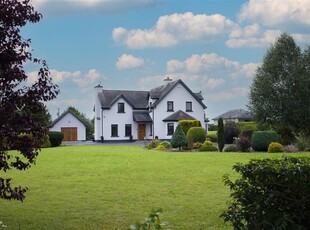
[179,120,201,135]
[222,156,310,229]
[187,127,206,149]
[251,131,279,151]
[48,131,64,147]
[268,142,284,153]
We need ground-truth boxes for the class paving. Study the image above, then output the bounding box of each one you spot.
[62,140,148,147]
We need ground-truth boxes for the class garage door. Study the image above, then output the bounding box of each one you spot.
[61,127,77,141]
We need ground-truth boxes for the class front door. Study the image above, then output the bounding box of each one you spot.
[138,124,146,141]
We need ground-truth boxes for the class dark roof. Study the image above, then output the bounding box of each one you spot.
[213,109,253,120]
[98,90,149,109]
[163,110,197,122]
[150,79,207,109]
[133,111,153,123]
[48,111,87,128]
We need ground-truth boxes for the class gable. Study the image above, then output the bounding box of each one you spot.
[49,111,87,128]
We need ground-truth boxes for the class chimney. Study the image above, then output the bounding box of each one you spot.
[164,76,172,82]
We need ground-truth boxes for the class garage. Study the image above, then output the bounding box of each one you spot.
[61,127,78,141]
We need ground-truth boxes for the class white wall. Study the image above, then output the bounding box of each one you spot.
[94,87,103,141]
[49,113,86,141]
[152,82,206,139]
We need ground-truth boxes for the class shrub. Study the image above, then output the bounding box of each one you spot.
[48,131,64,147]
[158,141,171,149]
[217,118,225,152]
[40,135,51,148]
[238,122,257,132]
[239,130,254,140]
[193,142,203,149]
[224,123,240,144]
[199,141,218,152]
[146,139,160,149]
[179,120,201,135]
[236,135,251,152]
[251,131,279,152]
[171,125,188,151]
[206,131,217,142]
[221,157,310,229]
[224,145,238,152]
[268,142,284,153]
[295,134,310,151]
[187,127,206,149]
[155,144,166,151]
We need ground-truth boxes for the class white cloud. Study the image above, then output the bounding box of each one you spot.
[208,87,249,102]
[229,63,259,79]
[72,69,105,88]
[201,78,225,90]
[113,12,238,49]
[239,0,310,28]
[31,0,156,16]
[116,54,144,70]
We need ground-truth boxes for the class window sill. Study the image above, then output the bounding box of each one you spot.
[111,136,119,137]
[167,110,174,112]
[186,110,193,112]
[117,112,125,113]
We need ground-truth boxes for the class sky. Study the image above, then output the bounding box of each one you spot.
[23,0,310,122]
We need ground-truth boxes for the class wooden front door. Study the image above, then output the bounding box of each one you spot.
[61,127,77,141]
[138,124,146,141]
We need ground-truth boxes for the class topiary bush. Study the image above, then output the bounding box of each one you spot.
[187,127,206,149]
[268,142,284,153]
[171,124,188,151]
[251,131,280,152]
[217,118,225,152]
[199,141,218,152]
[221,156,310,229]
[179,120,201,135]
[224,123,240,144]
[206,131,217,142]
[48,131,64,147]
[224,145,238,152]
[146,139,160,149]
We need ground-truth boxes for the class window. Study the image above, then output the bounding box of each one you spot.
[111,124,118,137]
[149,124,153,136]
[167,101,174,111]
[186,101,192,112]
[167,123,174,135]
[125,124,132,137]
[118,102,125,113]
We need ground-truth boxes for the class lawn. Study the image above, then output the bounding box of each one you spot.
[0,146,308,229]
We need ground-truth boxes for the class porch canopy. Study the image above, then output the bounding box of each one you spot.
[133,111,153,123]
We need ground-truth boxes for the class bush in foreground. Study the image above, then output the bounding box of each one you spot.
[221,157,310,229]
[48,131,64,147]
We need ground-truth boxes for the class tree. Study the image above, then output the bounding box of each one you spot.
[171,124,188,151]
[217,118,225,152]
[0,0,59,201]
[66,106,93,140]
[249,33,310,140]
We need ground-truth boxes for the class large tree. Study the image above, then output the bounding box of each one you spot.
[0,0,59,201]
[249,33,310,140]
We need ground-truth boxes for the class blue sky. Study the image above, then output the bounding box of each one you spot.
[23,0,310,122]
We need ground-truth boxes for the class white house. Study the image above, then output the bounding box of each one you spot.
[49,111,87,141]
[94,79,207,142]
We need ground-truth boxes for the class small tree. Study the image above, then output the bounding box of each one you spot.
[171,124,188,151]
[217,118,225,152]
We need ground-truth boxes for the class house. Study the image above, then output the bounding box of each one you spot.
[212,109,252,125]
[94,79,207,142]
[49,111,87,141]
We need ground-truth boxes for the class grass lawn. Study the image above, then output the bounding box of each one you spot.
[0,146,308,229]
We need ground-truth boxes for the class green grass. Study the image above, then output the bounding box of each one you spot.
[0,146,308,229]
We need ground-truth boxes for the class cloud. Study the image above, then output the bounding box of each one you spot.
[72,69,105,88]
[239,0,310,28]
[208,87,249,102]
[201,78,225,90]
[112,12,238,49]
[116,54,145,70]
[229,63,259,79]
[31,0,156,16]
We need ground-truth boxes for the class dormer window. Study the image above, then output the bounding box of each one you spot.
[186,101,192,112]
[167,101,174,112]
[118,102,125,113]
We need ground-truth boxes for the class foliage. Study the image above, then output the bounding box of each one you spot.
[208,124,218,131]
[66,106,93,140]
[221,157,310,230]
[251,131,279,152]
[0,0,59,201]
[178,120,201,135]
[295,134,310,151]
[248,33,310,138]
[155,144,167,151]
[146,139,160,149]
[217,118,225,152]
[158,141,171,150]
[114,208,169,230]
[224,145,238,152]
[224,123,240,144]
[193,142,203,149]
[206,131,217,142]
[268,142,284,153]
[237,122,257,133]
[199,141,218,152]
[171,125,188,151]
[0,221,6,228]
[48,131,64,147]
[236,135,251,152]
[186,127,206,149]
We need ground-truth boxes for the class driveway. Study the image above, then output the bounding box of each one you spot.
[62,140,147,147]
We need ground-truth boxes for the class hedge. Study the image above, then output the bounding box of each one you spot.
[48,131,64,147]
[251,131,279,151]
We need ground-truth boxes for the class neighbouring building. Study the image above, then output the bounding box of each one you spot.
[49,111,87,141]
[212,109,253,125]
[94,79,207,142]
